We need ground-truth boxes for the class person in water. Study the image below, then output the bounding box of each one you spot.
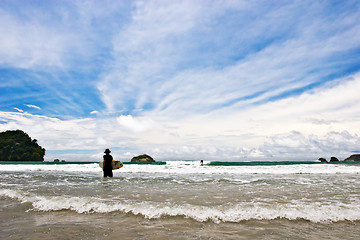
[103,148,113,177]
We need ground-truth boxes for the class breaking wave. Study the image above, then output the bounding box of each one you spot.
[1,188,360,224]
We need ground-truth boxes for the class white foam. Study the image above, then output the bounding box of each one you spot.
[0,163,100,173]
[1,161,360,175]
[2,188,360,223]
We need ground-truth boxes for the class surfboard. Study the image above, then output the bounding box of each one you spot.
[99,160,123,170]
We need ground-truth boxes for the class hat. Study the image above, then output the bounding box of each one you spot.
[104,148,111,153]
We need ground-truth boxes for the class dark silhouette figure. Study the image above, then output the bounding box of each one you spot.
[103,148,113,177]
[200,160,203,165]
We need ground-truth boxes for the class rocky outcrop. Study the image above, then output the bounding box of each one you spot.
[131,154,155,162]
[344,154,360,161]
[319,154,360,162]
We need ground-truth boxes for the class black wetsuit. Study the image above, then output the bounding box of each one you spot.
[103,154,113,177]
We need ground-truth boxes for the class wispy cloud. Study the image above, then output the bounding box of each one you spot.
[1,73,360,161]
[25,104,41,110]
[98,0,360,119]
[1,0,360,161]
[0,1,129,117]
[0,8,70,69]
[13,107,23,113]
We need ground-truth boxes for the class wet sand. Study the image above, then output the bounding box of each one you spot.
[1,199,360,240]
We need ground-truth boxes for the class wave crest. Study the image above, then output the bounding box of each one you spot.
[1,188,360,223]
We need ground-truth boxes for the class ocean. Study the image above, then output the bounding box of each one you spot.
[1,160,360,239]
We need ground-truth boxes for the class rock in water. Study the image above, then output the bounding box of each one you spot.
[131,154,155,162]
[330,157,339,162]
[318,157,327,163]
[344,154,360,161]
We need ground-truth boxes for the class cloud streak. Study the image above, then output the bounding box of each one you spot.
[98,0,360,119]
[25,104,41,110]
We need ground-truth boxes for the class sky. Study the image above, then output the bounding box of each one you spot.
[1,0,360,162]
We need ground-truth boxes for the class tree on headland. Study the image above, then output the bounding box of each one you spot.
[0,130,45,161]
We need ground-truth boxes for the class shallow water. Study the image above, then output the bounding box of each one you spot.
[1,161,360,239]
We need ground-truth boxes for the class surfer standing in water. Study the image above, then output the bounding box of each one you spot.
[103,148,113,177]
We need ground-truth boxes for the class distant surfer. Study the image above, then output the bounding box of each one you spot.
[200,160,203,165]
[103,148,113,177]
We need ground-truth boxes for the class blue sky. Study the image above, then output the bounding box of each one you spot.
[1,0,360,161]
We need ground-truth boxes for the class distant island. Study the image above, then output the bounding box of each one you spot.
[0,130,46,161]
[318,154,360,163]
[131,154,155,162]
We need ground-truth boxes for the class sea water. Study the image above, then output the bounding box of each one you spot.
[1,161,360,239]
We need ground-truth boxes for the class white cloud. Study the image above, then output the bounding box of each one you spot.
[261,130,360,160]
[90,110,99,115]
[0,111,106,152]
[0,111,148,161]
[0,9,68,69]
[117,115,160,133]
[0,1,127,70]
[140,73,360,160]
[25,104,41,110]
[2,71,360,162]
[1,69,360,162]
